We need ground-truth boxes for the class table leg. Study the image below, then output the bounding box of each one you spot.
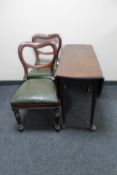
[60,82,66,128]
[54,107,61,132]
[56,78,66,128]
[90,81,97,131]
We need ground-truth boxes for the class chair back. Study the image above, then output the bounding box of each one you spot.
[18,42,57,80]
[32,33,62,65]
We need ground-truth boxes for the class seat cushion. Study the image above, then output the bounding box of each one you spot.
[28,68,52,79]
[11,79,58,104]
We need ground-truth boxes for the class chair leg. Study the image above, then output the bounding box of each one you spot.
[13,109,24,131]
[54,107,61,131]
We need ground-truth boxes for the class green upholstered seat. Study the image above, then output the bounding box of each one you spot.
[28,68,52,79]
[11,79,58,104]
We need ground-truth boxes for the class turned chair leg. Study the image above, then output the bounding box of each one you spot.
[13,109,24,131]
[54,107,61,131]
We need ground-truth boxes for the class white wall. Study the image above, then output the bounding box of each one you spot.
[0,0,117,80]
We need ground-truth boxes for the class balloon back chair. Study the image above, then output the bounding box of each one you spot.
[11,42,62,131]
[27,33,62,79]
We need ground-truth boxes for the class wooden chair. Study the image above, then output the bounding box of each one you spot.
[11,42,62,131]
[26,33,62,79]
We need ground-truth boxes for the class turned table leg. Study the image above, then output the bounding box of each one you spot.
[54,107,61,131]
[90,81,97,131]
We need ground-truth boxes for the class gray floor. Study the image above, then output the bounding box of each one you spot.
[0,84,117,175]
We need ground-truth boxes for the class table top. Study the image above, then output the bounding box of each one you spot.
[56,44,103,79]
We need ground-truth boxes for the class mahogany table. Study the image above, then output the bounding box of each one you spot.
[55,44,104,130]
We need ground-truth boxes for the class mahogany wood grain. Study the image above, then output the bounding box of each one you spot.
[56,44,103,79]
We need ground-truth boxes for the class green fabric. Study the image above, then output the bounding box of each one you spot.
[11,79,58,104]
[28,68,52,79]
